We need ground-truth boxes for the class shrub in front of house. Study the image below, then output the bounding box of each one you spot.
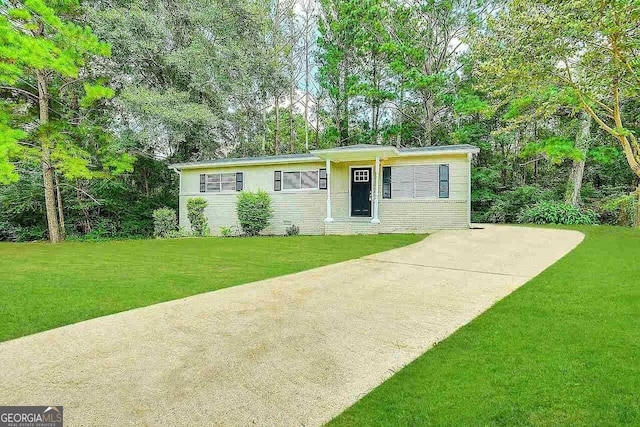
[152,208,178,238]
[186,197,210,237]
[220,226,236,237]
[286,224,299,236]
[517,201,598,225]
[236,190,273,236]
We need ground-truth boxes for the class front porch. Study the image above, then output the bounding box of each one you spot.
[311,144,397,230]
[324,218,380,235]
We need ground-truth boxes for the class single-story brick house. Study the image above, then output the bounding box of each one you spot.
[169,144,479,235]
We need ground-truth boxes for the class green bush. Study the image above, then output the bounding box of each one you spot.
[236,190,273,236]
[286,224,300,236]
[596,194,638,227]
[220,226,236,237]
[517,201,598,225]
[186,197,210,237]
[152,208,178,238]
[486,185,554,223]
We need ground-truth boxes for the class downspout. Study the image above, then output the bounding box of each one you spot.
[172,167,182,226]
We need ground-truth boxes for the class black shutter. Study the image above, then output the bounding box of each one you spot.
[236,172,243,191]
[439,164,449,198]
[274,171,282,191]
[319,168,327,190]
[199,174,206,192]
[382,166,391,199]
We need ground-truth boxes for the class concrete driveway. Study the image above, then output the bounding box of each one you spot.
[0,225,583,426]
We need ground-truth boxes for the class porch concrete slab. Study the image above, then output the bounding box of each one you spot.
[0,225,583,426]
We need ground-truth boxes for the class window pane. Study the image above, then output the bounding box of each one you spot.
[439,179,449,198]
[319,177,327,190]
[439,164,450,198]
[414,165,438,198]
[274,171,281,191]
[220,173,235,191]
[235,172,243,191]
[283,172,300,190]
[206,174,220,192]
[301,170,319,189]
[391,166,414,198]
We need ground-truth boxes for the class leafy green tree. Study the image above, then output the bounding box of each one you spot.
[318,0,360,145]
[474,0,640,221]
[87,0,280,160]
[0,0,133,242]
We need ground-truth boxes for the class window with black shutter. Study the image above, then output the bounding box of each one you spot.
[236,172,243,191]
[274,171,282,191]
[382,166,391,199]
[319,168,327,190]
[439,164,450,198]
[199,174,205,193]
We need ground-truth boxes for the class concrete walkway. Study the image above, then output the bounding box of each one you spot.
[0,225,583,426]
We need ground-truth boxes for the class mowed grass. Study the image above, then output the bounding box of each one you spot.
[330,226,640,426]
[0,234,423,343]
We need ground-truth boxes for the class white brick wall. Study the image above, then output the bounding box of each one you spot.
[177,153,471,235]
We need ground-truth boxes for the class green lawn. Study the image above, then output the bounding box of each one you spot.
[0,234,422,343]
[330,226,640,426]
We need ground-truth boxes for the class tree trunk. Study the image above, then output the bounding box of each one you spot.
[634,184,640,228]
[304,25,310,151]
[261,108,267,152]
[340,59,349,145]
[290,74,295,152]
[565,113,591,207]
[423,94,434,146]
[315,96,320,148]
[54,173,66,239]
[274,96,280,155]
[37,70,62,243]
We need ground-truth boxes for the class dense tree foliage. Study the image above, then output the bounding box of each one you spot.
[1,0,639,242]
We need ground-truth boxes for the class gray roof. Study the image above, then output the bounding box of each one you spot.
[315,144,389,150]
[398,144,479,153]
[170,153,317,169]
[169,144,479,170]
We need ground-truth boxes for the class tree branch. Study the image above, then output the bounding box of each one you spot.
[0,86,38,100]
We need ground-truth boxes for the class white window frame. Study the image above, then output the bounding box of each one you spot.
[353,169,370,182]
[281,169,321,192]
[205,172,238,193]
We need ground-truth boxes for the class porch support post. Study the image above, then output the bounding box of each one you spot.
[324,158,334,222]
[371,156,381,224]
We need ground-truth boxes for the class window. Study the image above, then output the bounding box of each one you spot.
[391,166,414,198]
[382,167,391,199]
[200,172,241,192]
[414,165,439,198]
[439,164,449,198]
[274,171,282,191]
[280,170,320,190]
[386,164,449,199]
[319,168,327,190]
[236,172,243,191]
[353,169,369,182]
